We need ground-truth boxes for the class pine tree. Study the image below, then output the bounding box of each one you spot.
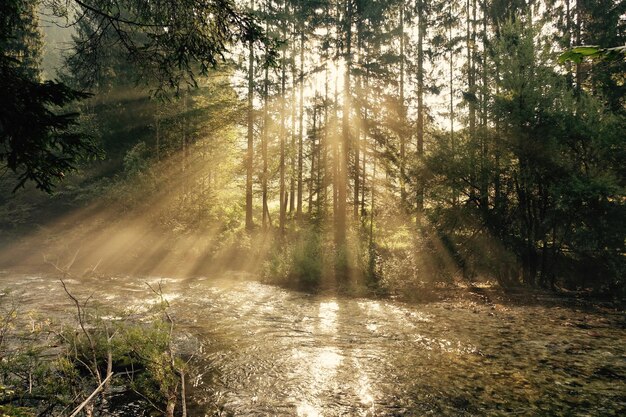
[0,0,98,192]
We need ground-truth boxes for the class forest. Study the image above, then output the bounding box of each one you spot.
[0,0,625,416]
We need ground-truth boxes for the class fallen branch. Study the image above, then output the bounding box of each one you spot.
[68,372,114,417]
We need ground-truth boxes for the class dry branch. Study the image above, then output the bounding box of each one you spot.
[68,372,114,417]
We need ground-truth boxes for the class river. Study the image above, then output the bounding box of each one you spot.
[2,272,625,416]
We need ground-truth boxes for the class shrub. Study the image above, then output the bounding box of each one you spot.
[0,283,190,417]
[263,229,323,290]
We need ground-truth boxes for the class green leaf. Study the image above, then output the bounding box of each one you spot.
[558,51,583,64]
[571,45,601,56]
[559,45,626,64]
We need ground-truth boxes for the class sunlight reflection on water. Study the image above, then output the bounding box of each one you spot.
[352,349,375,412]
[365,322,378,332]
[293,344,343,417]
[318,300,339,333]
[315,347,342,370]
[296,401,322,417]
[357,300,381,312]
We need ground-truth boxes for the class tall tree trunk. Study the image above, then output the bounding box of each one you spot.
[279,2,287,233]
[369,134,376,249]
[333,69,339,228]
[322,57,330,216]
[290,18,296,215]
[262,19,270,229]
[565,0,573,87]
[399,5,406,207]
[245,0,254,231]
[332,0,340,235]
[297,28,305,217]
[182,91,188,199]
[416,0,425,223]
[574,0,582,93]
[337,0,352,249]
[479,1,489,215]
[155,101,160,162]
[316,97,324,215]
[449,7,457,206]
[354,12,363,219]
[361,59,368,217]
[467,0,477,204]
[309,103,317,215]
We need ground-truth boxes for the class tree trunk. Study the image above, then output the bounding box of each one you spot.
[574,0,582,93]
[262,26,270,229]
[399,5,406,207]
[309,103,317,215]
[337,0,352,250]
[290,17,296,216]
[354,13,364,220]
[279,2,287,233]
[449,7,457,206]
[416,1,425,222]
[332,1,340,237]
[361,60,368,218]
[297,28,305,218]
[155,101,160,162]
[467,0,477,204]
[245,0,254,231]
[479,0,489,216]
[322,57,329,216]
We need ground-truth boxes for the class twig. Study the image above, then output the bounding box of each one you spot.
[145,281,186,416]
[180,368,187,417]
[65,249,80,272]
[59,279,102,385]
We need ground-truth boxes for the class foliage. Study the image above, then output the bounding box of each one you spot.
[2,0,625,298]
[0,0,100,192]
[0,284,190,416]
[264,228,324,290]
[558,45,626,64]
[55,0,274,93]
[1,0,268,193]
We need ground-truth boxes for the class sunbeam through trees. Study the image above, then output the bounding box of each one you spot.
[0,0,625,415]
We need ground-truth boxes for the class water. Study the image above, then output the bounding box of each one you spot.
[2,272,625,416]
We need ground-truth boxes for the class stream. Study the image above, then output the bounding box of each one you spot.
[2,272,625,416]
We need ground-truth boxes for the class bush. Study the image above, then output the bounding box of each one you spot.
[292,232,323,289]
[263,228,323,290]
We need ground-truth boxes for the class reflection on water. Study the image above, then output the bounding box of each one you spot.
[296,402,322,417]
[318,300,339,333]
[295,347,343,417]
[352,349,375,412]
[315,347,342,370]
[2,273,625,416]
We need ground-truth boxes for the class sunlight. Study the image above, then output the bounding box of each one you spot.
[296,402,322,417]
[318,300,339,333]
[0,132,277,280]
[315,348,343,370]
[357,300,381,312]
[292,345,343,417]
[1,0,623,415]
[351,349,376,410]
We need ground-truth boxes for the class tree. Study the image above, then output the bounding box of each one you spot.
[246,0,256,230]
[1,0,271,192]
[0,0,98,192]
